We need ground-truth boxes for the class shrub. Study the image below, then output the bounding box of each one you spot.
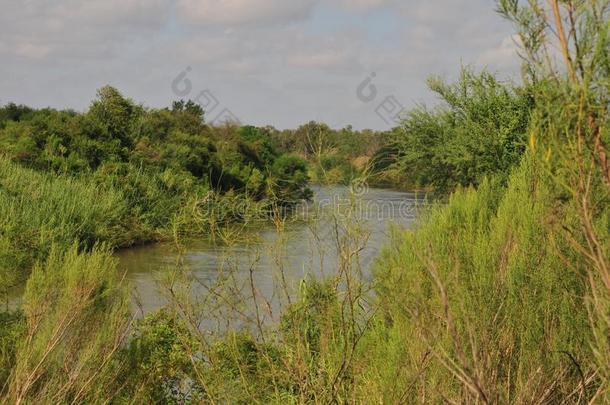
[394,68,533,193]
[3,246,130,404]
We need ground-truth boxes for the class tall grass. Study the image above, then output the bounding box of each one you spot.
[0,156,131,289]
[0,155,266,293]
[365,156,594,402]
[1,245,131,404]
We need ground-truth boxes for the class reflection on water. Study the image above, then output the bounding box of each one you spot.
[116,186,427,315]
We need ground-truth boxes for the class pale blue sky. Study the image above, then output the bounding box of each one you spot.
[0,0,520,129]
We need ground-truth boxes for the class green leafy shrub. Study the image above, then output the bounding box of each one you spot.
[270,155,312,203]
[394,68,533,193]
[123,310,203,404]
[365,157,593,402]
[3,245,130,404]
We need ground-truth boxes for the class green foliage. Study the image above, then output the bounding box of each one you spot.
[0,310,25,385]
[0,157,131,286]
[120,279,349,403]
[280,279,340,358]
[0,103,34,126]
[122,312,287,403]
[204,332,286,403]
[270,155,312,202]
[0,87,311,202]
[88,86,141,149]
[367,158,593,401]
[171,99,205,124]
[497,0,610,396]
[395,68,533,193]
[271,122,393,186]
[238,125,278,166]
[123,310,203,404]
[309,154,356,185]
[3,245,130,404]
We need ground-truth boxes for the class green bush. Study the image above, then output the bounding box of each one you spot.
[3,245,130,404]
[123,310,203,404]
[366,157,594,402]
[270,155,312,203]
[394,68,533,193]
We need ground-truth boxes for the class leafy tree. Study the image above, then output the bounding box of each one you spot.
[88,86,140,148]
[0,103,33,127]
[395,68,533,193]
[270,155,312,203]
[238,125,277,167]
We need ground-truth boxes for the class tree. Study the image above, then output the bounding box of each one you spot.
[394,68,533,193]
[270,155,312,203]
[88,86,139,147]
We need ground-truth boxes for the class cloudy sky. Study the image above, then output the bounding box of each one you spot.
[0,0,521,129]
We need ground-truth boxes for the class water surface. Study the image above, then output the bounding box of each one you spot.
[117,186,425,314]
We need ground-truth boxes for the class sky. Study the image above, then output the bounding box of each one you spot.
[0,0,522,130]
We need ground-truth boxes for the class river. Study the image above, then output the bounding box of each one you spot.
[116,186,426,315]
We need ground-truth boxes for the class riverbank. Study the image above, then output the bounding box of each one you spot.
[2,2,609,400]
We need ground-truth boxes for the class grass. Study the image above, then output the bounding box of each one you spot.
[1,245,130,404]
[366,156,595,402]
[0,156,132,289]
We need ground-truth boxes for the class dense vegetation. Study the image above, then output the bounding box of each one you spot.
[1,0,610,403]
[393,68,533,193]
[269,121,396,186]
[0,88,316,286]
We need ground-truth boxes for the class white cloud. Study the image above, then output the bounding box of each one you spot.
[176,0,317,26]
[50,0,170,27]
[408,1,465,23]
[0,0,521,129]
[334,0,394,11]
[477,35,522,70]
[287,51,353,69]
[176,24,364,75]
[0,0,171,59]
[14,43,53,59]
